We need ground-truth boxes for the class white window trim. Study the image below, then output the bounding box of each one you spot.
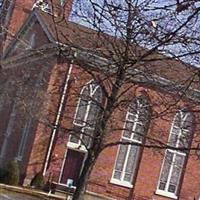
[58,147,87,184]
[73,84,88,127]
[111,105,144,187]
[157,150,185,197]
[156,110,192,198]
[155,189,178,199]
[172,125,189,150]
[33,0,52,13]
[69,126,94,148]
[110,179,133,188]
[73,80,101,127]
[71,81,102,148]
[60,0,65,7]
[110,137,141,187]
[67,140,87,152]
[59,81,102,184]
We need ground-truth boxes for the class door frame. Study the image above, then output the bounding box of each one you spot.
[58,142,87,185]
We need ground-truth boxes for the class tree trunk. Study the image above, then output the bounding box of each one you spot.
[72,151,98,200]
[72,74,122,200]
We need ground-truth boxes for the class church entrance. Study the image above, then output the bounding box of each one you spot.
[60,149,85,187]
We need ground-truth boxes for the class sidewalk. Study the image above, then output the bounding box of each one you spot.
[0,184,67,200]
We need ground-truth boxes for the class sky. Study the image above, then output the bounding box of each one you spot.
[69,0,200,67]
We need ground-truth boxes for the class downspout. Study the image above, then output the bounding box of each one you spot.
[43,60,73,175]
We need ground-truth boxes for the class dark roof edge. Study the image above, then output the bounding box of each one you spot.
[59,43,200,103]
[2,37,200,104]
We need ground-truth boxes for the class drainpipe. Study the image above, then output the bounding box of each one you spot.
[43,60,73,175]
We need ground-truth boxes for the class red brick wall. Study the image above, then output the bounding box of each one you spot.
[2,0,74,52]
[34,64,200,200]
[3,0,34,50]
[45,65,98,180]
[26,59,70,180]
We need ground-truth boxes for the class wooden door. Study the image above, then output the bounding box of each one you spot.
[60,149,85,186]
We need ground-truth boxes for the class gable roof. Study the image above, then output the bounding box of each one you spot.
[2,8,200,102]
[3,10,56,58]
[36,9,200,89]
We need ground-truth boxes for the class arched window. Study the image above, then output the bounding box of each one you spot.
[34,0,51,13]
[70,81,102,147]
[60,0,65,7]
[0,0,3,10]
[111,95,151,187]
[157,109,194,198]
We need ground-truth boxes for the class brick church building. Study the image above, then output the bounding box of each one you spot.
[1,0,200,200]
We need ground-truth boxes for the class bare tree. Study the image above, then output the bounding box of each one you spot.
[37,0,200,199]
[2,0,200,199]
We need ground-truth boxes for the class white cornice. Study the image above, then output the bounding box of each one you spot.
[3,42,200,103]
[1,44,57,69]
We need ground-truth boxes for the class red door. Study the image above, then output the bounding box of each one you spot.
[60,149,85,186]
